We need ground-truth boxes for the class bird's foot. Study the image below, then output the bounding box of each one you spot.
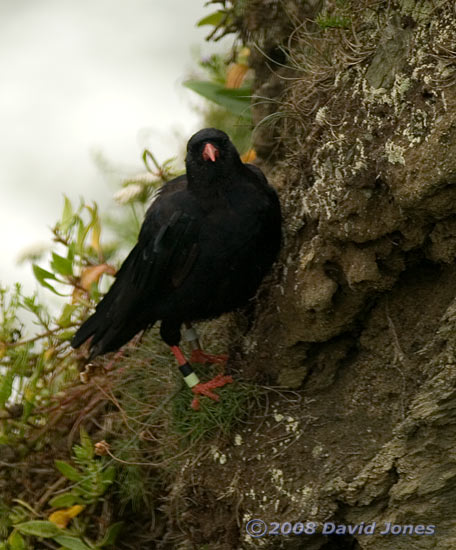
[191,373,234,410]
[189,348,228,365]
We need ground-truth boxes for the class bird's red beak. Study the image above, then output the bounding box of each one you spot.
[202,142,219,162]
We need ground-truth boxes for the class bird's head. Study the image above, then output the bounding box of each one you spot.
[185,128,243,185]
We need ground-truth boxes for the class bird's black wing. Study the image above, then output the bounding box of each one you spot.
[71,176,200,358]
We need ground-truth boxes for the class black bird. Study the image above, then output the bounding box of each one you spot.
[72,128,281,408]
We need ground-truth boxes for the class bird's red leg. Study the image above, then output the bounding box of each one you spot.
[183,324,228,365]
[170,345,189,368]
[170,344,233,410]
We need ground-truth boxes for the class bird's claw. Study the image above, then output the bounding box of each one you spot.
[191,373,234,410]
[189,349,228,365]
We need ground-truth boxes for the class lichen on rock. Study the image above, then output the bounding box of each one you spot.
[184,2,456,549]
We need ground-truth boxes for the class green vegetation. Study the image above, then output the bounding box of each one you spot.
[184,47,254,156]
[316,11,351,30]
[0,13,262,547]
[6,430,120,550]
[0,169,261,547]
[316,0,352,30]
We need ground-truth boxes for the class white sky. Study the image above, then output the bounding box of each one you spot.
[0,0,229,295]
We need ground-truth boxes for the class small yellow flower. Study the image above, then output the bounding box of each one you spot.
[49,505,84,528]
[226,63,249,89]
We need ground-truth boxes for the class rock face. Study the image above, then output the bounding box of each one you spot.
[171,2,456,549]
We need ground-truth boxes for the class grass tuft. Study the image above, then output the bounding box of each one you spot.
[172,365,262,443]
[316,11,351,30]
[105,323,264,512]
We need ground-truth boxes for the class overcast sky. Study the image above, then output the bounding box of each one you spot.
[0,0,228,296]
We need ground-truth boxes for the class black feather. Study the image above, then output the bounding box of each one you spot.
[72,128,281,357]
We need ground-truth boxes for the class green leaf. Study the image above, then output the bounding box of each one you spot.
[60,196,74,233]
[88,281,100,302]
[56,329,75,341]
[8,531,26,550]
[51,253,73,277]
[49,492,81,508]
[53,535,92,550]
[183,80,252,120]
[67,242,76,262]
[102,466,116,486]
[98,522,123,547]
[32,265,64,296]
[32,265,57,282]
[76,218,87,254]
[57,304,77,328]
[12,499,37,516]
[21,398,34,422]
[15,520,61,538]
[79,427,93,458]
[0,369,15,408]
[55,460,82,482]
[197,10,225,27]
[21,294,39,315]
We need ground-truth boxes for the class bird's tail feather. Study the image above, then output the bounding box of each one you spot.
[72,300,154,359]
[71,244,155,358]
